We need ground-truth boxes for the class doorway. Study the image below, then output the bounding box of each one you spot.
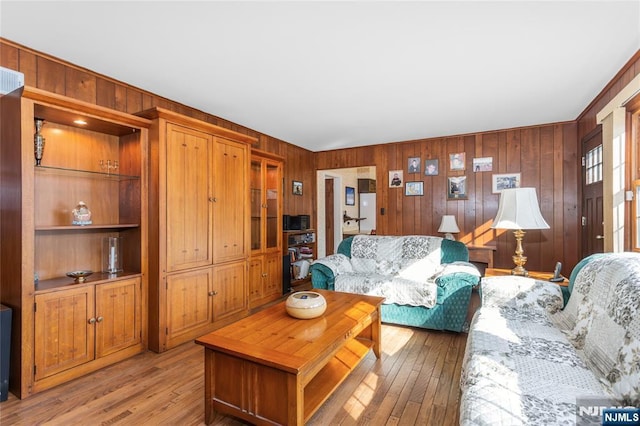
[582,126,604,258]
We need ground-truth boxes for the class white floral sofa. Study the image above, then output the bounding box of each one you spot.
[460,252,640,425]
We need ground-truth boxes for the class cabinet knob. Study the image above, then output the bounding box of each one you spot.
[262,273,268,277]
[96,316,104,323]
[88,318,96,324]
[209,197,217,202]
[209,290,218,296]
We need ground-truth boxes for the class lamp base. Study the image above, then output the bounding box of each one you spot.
[444,233,455,240]
[510,229,529,276]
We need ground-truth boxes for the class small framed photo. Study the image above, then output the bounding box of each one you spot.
[424,159,439,176]
[473,157,493,172]
[389,170,403,188]
[492,173,521,193]
[292,180,303,195]
[449,152,466,171]
[447,176,467,199]
[405,181,424,196]
[408,157,421,174]
[345,186,355,205]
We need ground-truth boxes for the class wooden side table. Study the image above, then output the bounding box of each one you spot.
[484,268,568,285]
[467,245,496,268]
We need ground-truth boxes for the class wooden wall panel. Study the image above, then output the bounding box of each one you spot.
[316,122,579,272]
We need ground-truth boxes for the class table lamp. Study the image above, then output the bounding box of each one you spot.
[491,188,549,276]
[438,215,460,240]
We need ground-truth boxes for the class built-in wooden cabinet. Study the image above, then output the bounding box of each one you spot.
[138,107,255,353]
[249,151,284,308]
[35,277,142,382]
[0,87,150,398]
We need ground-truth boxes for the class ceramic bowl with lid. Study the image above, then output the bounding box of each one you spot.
[285,291,327,319]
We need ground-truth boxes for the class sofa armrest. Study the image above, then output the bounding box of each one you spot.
[481,276,564,314]
[433,261,481,288]
[310,263,335,290]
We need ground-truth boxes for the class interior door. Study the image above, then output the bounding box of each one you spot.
[325,178,334,255]
[582,126,604,257]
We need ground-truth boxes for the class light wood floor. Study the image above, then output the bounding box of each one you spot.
[0,324,467,425]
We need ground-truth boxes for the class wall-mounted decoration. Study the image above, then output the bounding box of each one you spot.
[447,176,467,199]
[292,180,303,195]
[449,152,465,171]
[424,159,439,176]
[389,170,403,188]
[473,157,493,172]
[345,186,355,205]
[492,173,521,193]
[408,157,420,173]
[405,181,424,196]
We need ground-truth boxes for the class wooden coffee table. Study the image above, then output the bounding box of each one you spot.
[195,289,384,425]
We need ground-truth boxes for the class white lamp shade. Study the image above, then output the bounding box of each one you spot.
[491,188,550,230]
[438,215,460,233]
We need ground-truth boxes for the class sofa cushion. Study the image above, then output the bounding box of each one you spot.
[334,272,438,308]
[350,235,403,274]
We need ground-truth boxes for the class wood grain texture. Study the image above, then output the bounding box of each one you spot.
[1,322,467,426]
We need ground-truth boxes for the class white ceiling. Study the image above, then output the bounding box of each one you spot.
[2,1,639,152]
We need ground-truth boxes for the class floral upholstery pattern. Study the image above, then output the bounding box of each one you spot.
[460,253,640,425]
[310,235,480,332]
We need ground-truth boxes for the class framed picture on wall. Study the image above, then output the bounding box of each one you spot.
[447,176,467,199]
[408,157,421,173]
[473,157,493,172]
[292,180,303,195]
[424,159,439,176]
[449,152,466,171]
[389,170,403,187]
[405,181,424,196]
[345,186,355,205]
[492,173,521,193]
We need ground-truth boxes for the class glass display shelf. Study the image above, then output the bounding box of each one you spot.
[35,165,140,180]
[36,223,139,232]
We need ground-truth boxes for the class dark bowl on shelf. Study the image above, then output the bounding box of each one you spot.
[66,270,93,283]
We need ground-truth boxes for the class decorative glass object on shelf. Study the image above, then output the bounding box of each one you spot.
[71,201,92,225]
[34,118,45,165]
[102,236,123,274]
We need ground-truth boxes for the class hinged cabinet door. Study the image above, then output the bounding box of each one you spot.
[95,278,142,358]
[34,287,95,380]
[212,261,247,321]
[263,252,282,297]
[165,123,213,271]
[212,138,248,263]
[166,269,213,342]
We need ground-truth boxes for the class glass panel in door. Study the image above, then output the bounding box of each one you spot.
[265,163,279,249]
[250,159,262,250]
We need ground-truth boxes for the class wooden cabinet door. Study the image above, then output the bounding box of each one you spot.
[248,257,264,303]
[95,278,142,358]
[212,138,248,263]
[212,261,247,321]
[165,123,213,272]
[34,287,95,380]
[166,269,213,343]
[263,252,282,297]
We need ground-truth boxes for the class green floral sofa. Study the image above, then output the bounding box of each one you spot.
[460,252,640,425]
[310,235,480,332]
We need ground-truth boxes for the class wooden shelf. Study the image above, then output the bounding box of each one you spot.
[35,165,140,180]
[34,271,142,293]
[304,337,373,421]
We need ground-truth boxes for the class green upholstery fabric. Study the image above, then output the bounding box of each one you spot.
[310,235,479,332]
